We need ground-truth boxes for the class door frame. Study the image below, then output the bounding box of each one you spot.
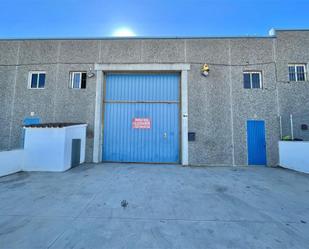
[246,120,267,166]
[92,64,191,165]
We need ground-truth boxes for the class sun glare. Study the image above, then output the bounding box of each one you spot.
[112,27,136,37]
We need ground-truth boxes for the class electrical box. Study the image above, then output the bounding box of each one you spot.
[188,132,196,141]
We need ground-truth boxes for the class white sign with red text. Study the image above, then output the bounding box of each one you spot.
[132,118,151,129]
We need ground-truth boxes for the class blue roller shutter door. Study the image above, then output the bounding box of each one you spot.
[103,73,180,163]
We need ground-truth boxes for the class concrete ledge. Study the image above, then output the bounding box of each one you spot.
[279,141,309,174]
[0,150,23,177]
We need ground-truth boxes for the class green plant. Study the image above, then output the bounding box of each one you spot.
[282,135,292,141]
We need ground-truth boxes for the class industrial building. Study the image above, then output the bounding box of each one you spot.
[1,29,309,166]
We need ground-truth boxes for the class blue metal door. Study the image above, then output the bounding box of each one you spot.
[103,73,179,163]
[247,120,267,166]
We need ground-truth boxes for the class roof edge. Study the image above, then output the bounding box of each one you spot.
[0,36,275,41]
[269,28,309,36]
[274,28,309,32]
[1,29,308,41]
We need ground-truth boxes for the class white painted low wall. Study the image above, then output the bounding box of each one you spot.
[0,150,23,177]
[23,124,87,172]
[279,141,309,174]
[0,125,87,176]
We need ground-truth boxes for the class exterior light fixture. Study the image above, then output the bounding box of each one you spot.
[201,64,209,77]
[87,67,95,78]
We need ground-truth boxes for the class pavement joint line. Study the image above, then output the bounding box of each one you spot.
[69,179,107,220]
[0,214,302,224]
[73,193,99,220]
[44,183,102,249]
[46,228,68,249]
[72,216,301,224]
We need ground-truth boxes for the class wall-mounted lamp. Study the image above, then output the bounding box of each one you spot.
[87,67,96,78]
[201,64,209,77]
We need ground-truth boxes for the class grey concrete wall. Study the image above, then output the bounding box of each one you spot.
[1,31,307,165]
[275,30,309,141]
[186,39,233,165]
[0,69,17,150]
[54,64,97,162]
[230,39,279,166]
[186,38,279,166]
[0,41,20,151]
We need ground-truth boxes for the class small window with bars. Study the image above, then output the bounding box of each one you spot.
[28,71,46,89]
[288,64,307,82]
[243,71,262,89]
[70,72,87,89]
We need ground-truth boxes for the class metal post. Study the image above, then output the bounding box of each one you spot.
[290,114,294,140]
[279,115,282,140]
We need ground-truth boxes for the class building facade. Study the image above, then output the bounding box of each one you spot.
[1,29,309,166]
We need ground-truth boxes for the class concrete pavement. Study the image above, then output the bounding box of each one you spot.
[0,164,309,249]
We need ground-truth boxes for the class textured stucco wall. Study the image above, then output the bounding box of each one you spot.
[0,41,20,151]
[186,38,278,166]
[229,38,279,166]
[275,31,309,141]
[186,39,233,165]
[54,64,97,162]
[1,31,308,166]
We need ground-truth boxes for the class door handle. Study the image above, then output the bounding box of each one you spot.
[163,132,167,139]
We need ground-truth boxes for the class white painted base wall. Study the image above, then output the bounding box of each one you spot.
[279,141,309,174]
[0,150,23,177]
[0,125,87,177]
[23,124,87,172]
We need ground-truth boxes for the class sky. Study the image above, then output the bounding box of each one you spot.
[0,0,309,38]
